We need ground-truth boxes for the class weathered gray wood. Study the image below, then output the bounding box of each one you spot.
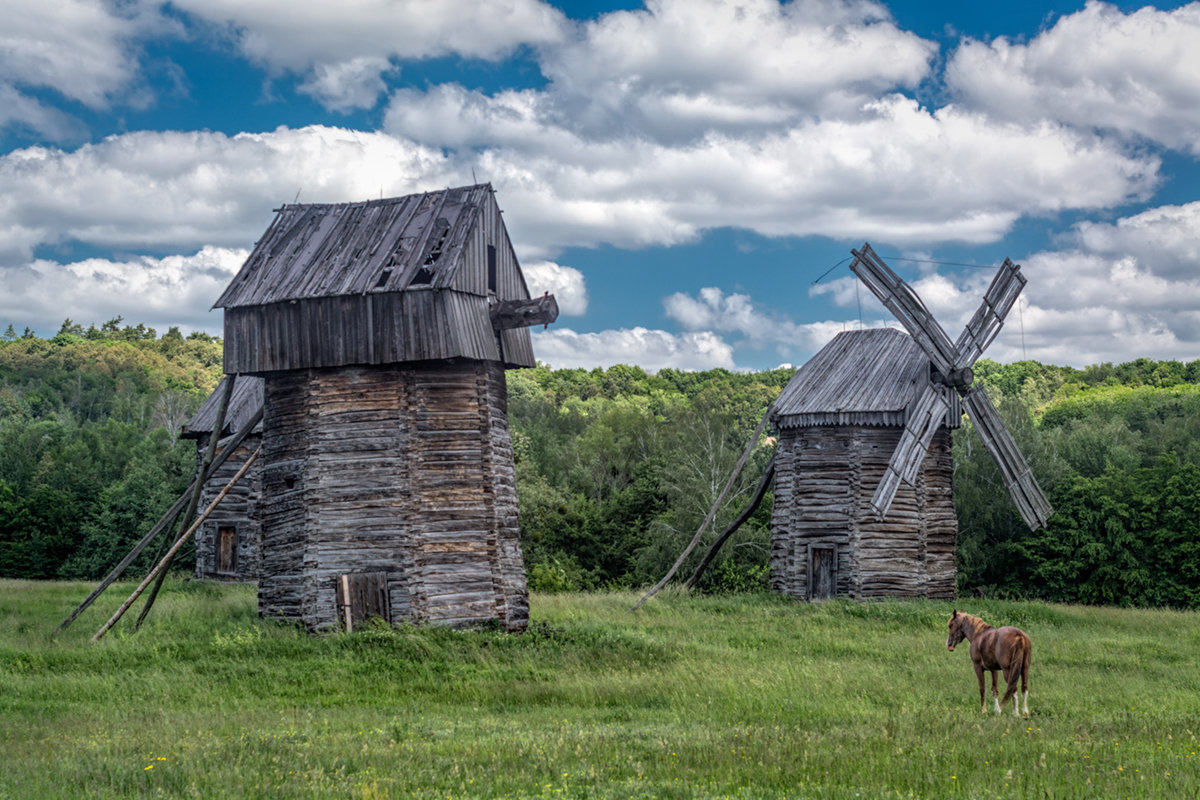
[55,405,265,633]
[336,572,390,631]
[256,362,527,632]
[91,448,261,643]
[770,425,956,601]
[963,386,1053,529]
[136,375,236,628]
[684,457,776,589]
[490,293,559,330]
[631,404,774,612]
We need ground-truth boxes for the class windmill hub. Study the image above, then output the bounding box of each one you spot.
[931,365,974,391]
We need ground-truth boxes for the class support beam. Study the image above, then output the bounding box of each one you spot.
[630,404,773,612]
[684,457,775,589]
[56,405,263,634]
[135,375,237,628]
[91,448,261,643]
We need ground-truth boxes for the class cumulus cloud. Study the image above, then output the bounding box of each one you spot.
[0,126,455,263]
[171,0,567,110]
[664,285,888,361]
[521,261,587,316]
[539,0,936,138]
[389,92,1158,252]
[0,0,171,137]
[530,326,736,371]
[804,205,1200,367]
[947,2,1200,152]
[0,246,244,335]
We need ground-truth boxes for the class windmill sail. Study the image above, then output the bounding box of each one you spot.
[850,243,1053,531]
[851,243,957,375]
[962,386,1053,530]
[870,383,951,518]
[954,258,1025,368]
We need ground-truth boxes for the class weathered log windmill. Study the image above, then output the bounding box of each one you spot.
[211,183,556,632]
[636,243,1052,609]
[180,376,264,582]
[769,243,1052,600]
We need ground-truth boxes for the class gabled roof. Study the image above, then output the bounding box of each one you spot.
[181,377,264,439]
[215,184,498,309]
[771,327,960,429]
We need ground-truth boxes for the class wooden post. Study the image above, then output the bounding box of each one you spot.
[684,457,775,589]
[135,376,236,628]
[56,404,263,634]
[630,405,773,612]
[91,448,260,643]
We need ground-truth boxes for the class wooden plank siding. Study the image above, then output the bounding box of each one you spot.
[255,361,528,632]
[191,435,262,582]
[770,426,956,601]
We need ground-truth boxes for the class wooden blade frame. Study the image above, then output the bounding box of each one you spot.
[850,243,957,376]
[850,243,1052,529]
[954,258,1025,369]
[963,386,1053,530]
[869,383,950,519]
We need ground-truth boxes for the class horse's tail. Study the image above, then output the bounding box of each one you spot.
[1000,632,1030,707]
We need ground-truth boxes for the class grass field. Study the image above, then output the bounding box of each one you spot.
[2,578,1199,799]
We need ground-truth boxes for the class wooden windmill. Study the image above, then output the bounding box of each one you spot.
[769,243,1052,601]
[210,183,557,632]
[638,242,1052,609]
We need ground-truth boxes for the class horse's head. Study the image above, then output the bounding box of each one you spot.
[946,610,966,652]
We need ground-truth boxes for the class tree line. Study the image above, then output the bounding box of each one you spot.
[2,321,1198,607]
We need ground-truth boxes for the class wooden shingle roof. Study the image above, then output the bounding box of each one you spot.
[215,184,501,309]
[181,377,264,439]
[771,328,961,429]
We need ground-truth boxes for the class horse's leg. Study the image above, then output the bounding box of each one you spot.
[974,662,986,714]
[1021,653,1030,718]
[992,670,1002,714]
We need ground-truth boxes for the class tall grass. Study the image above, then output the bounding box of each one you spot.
[2,578,1199,798]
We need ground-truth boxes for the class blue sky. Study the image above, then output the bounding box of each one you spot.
[2,0,1198,371]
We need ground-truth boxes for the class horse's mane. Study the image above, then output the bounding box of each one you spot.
[954,611,992,636]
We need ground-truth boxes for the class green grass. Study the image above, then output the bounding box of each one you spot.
[2,579,1199,799]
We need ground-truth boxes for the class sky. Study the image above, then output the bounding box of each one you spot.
[1,0,1199,372]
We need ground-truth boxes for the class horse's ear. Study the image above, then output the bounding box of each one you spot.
[951,609,958,618]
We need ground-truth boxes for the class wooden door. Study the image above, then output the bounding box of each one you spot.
[808,544,836,601]
[217,526,238,575]
[337,573,391,631]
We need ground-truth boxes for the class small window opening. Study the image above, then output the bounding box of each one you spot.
[487,245,497,293]
[411,266,434,285]
[374,268,392,289]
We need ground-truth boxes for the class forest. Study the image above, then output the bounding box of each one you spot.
[1,321,1198,607]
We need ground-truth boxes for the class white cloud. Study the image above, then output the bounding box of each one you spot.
[530,326,736,371]
[521,261,587,316]
[1072,202,1200,280]
[947,2,1200,152]
[171,0,567,110]
[540,0,936,139]
[0,126,455,263]
[809,204,1200,367]
[0,246,244,335]
[389,92,1158,253]
[664,285,887,360]
[0,0,172,137]
[298,57,394,112]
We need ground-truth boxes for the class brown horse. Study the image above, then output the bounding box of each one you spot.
[946,610,1031,717]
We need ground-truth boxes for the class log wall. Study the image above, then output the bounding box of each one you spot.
[770,425,956,601]
[256,360,528,632]
[192,435,262,582]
